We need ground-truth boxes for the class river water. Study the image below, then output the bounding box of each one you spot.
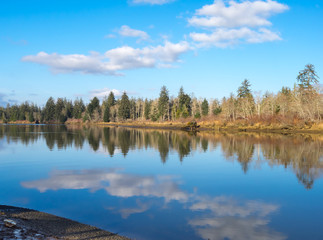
[1,124,322,240]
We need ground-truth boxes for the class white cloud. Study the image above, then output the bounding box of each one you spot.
[104,34,116,39]
[189,0,289,28]
[131,0,174,5]
[21,41,190,76]
[22,51,109,75]
[89,88,122,99]
[188,0,288,48]
[190,27,281,47]
[118,25,150,41]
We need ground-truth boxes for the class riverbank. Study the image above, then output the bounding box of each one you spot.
[0,205,129,240]
[2,119,323,134]
[93,120,323,134]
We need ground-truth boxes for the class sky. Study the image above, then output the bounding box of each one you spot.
[0,0,322,106]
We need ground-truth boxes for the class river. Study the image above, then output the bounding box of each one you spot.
[1,124,322,240]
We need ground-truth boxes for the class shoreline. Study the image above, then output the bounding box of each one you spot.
[94,122,323,134]
[1,120,323,134]
[0,205,129,240]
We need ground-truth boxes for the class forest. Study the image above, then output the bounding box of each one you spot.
[0,64,322,125]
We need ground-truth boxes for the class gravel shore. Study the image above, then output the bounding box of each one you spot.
[0,205,129,240]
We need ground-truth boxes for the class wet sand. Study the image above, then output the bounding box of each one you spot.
[0,205,129,240]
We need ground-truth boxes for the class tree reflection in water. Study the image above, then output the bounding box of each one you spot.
[1,124,322,189]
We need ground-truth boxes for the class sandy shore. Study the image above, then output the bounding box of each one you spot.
[0,205,129,240]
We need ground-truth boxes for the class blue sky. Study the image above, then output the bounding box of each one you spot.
[0,0,322,106]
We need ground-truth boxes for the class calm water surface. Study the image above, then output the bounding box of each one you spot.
[1,125,323,240]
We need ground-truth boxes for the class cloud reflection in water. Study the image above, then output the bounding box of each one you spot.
[21,169,189,202]
[21,168,285,240]
[189,196,286,240]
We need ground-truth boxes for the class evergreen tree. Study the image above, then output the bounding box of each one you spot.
[107,92,116,108]
[9,105,19,121]
[64,99,73,119]
[73,98,85,119]
[18,102,29,120]
[87,97,100,116]
[1,112,8,123]
[144,99,151,120]
[28,111,34,122]
[178,87,185,110]
[158,86,169,121]
[237,79,252,98]
[103,106,110,122]
[55,98,64,122]
[150,100,159,121]
[280,86,291,96]
[237,80,255,118]
[201,99,209,116]
[178,87,192,118]
[118,92,130,120]
[297,64,319,92]
[43,97,55,122]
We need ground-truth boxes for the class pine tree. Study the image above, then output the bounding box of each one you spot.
[150,100,159,121]
[64,99,73,119]
[237,80,255,118]
[201,99,209,116]
[103,106,110,122]
[55,98,64,122]
[297,64,319,92]
[43,97,55,122]
[88,97,100,115]
[144,99,151,120]
[73,98,85,119]
[237,79,252,98]
[28,111,34,122]
[177,87,192,118]
[118,92,130,120]
[158,86,169,121]
[2,112,8,123]
[107,92,116,108]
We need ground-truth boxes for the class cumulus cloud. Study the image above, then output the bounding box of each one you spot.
[21,41,190,75]
[190,27,281,47]
[89,88,123,99]
[118,25,150,42]
[131,0,175,5]
[189,0,289,28]
[188,0,288,47]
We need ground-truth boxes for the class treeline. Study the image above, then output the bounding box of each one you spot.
[0,64,322,124]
